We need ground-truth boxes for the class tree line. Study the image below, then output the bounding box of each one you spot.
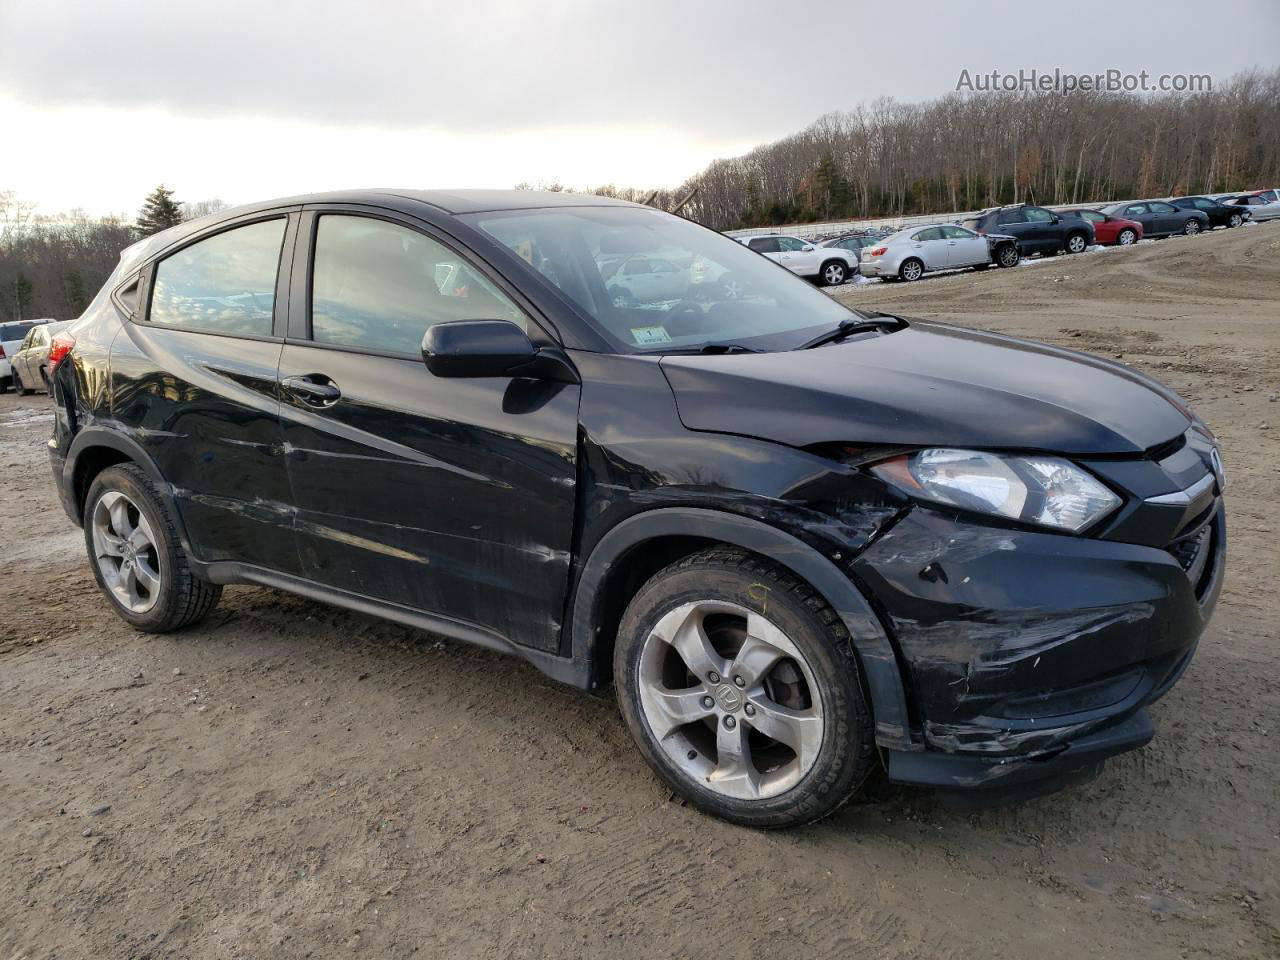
[670,68,1280,230]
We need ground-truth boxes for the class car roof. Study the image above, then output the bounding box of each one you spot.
[124,188,642,263]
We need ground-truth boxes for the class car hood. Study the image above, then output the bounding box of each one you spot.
[659,319,1190,455]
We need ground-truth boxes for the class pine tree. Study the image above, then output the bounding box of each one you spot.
[11,273,33,321]
[136,185,184,236]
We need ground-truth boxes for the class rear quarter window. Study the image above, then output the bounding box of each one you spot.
[149,219,287,337]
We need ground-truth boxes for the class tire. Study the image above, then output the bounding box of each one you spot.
[39,367,50,393]
[1228,214,1242,228]
[613,547,875,828]
[0,377,9,395]
[1065,232,1088,254]
[13,369,33,396]
[1184,218,1202,236]
[83,463,221,633]
[1117,228,1137,246]
[818,260,847,287]
[995,244,1020,268]
[898,258,923,282]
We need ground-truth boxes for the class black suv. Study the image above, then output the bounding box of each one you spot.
[48,190,1224,827]
[962,204,1095,256]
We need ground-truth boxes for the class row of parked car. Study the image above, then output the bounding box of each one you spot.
[0,318,72,394]
[738,188,1278,284]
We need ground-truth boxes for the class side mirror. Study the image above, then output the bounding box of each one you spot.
[422,320,577,383]
[801,243,815,251]
[1051,214,1061,224]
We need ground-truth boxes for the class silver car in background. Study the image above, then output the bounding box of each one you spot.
[8,320,71,394]
[858,223,1015,282]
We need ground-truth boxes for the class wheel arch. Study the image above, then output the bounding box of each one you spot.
[568,507,916,750]
[64,428,195,555]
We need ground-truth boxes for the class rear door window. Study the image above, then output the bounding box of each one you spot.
[149,219,287,336]
[748,237,780,253]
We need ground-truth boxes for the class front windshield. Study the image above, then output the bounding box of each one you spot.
[466,206,860,353]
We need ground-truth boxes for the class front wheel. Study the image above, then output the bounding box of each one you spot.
[614,548,875,828]
[1228,214,1242,228]
[995,244,1021,268]
[818,260,848,286]
[13,369,33,396]
[84,463,222,632]
[1184,219,1202,236]
[898,258,923,282]
[1116,228,1137,246]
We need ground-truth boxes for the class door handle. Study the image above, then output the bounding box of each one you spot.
[281,374,341,407]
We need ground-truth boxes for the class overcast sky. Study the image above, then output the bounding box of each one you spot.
[1,0,1276,217]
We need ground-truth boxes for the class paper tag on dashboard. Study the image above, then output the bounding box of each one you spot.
[630,326,672,346]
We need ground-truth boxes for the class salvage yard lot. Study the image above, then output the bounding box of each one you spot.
[2,225,1277,959]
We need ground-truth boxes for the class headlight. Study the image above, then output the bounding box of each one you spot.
[870,448,1120,532]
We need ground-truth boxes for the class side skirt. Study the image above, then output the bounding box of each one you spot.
[196,560,593,689]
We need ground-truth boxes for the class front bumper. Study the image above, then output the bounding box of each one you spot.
[855,494,1224,798]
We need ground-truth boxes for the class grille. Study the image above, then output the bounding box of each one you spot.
[1166,504,1219,600]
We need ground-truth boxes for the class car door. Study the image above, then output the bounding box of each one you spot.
[14,327,39,382]
[746,236,783,265]
[1148,202,1182,233]
[1122,203,1156,235]
[939,225,989,266]
[275,208,580,653]
[1023,207,1059,249]
[904,227,948,270]
[996,207,1035,250]
[776,236,818,276]
[109,211,303,574]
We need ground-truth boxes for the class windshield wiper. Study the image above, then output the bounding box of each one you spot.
[795,314,906,350]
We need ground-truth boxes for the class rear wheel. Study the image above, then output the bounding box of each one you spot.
[819,260,847,286]
[614,548,875,828]
[84,464,221,632]
[898,258,923,282]
[1065,232,1088,254]
[1117,228,1137,246]
[1184,219,1202,236]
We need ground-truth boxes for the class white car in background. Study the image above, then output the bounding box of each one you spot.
[738,234,857,286]
[1,319,53,393]
[602,255,690,306]
[858,223,1013,281]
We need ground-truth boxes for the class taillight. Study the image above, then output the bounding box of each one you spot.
[48,331,75,371]
[0,345,5,358]
[868,246,888,257]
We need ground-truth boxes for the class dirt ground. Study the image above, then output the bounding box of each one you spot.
[2,224,1277,959]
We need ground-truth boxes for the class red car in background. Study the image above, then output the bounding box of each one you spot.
[1060,209,1143,246]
